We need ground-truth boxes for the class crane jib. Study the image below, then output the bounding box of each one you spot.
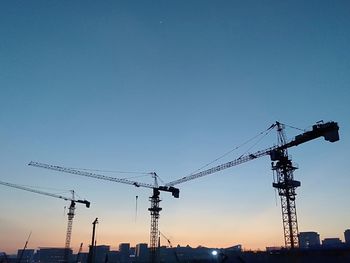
[28,161,180,198]
[0,179,90,208]
[28,161,155,189]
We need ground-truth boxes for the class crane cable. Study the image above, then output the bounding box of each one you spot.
[282,122,306,132]
[236,126,275,159]
[188,123,277,176]
[66,167,150,175]
[65,167,154,181]
[9,183,74,196]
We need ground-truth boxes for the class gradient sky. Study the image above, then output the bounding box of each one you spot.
[1,0,349,254]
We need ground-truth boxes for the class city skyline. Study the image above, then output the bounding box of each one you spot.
[3,241,350,263]
[3,228,350,255]
[1,0,349,254]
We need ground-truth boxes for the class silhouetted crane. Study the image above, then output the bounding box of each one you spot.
[165,121,339,248]
[17,231,31,263]
[28,163,179,263]
[159,231,180,262]
[0,180,90,262]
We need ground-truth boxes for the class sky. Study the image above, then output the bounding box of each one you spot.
[0,0,349,254]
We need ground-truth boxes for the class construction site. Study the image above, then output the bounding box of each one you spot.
[2,121,349,263]
[1,2,349,263]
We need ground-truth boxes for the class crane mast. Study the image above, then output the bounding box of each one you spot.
[149,188,161,263]
[271,122,299,248]
[65,191,76,262]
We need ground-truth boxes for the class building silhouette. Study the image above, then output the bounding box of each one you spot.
[93,245,109,263]
[344,229,350,244]
[135,243,148,262]
[118,243,130,263]
[37,248,72,263]
[299,232,320,249]
[5,229,350,263]
[17,249,34,263]
[322,238,342,248]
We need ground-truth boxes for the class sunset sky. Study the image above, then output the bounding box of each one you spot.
[1,0,349,254]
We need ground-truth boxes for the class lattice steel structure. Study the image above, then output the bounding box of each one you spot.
[64,200,76,263]
[271,122,300,248]
[148,188,162,263]
[271,151,300,247]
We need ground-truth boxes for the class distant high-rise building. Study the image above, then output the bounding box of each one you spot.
[106,251,119,263]
[298,232,320,249]
[118,243,130,263]
[94,245,110,263]
[0,253,9,263]
[322,238,343,248]
[135,243,148,260]
[37,248,72,263]
[344,229,350,244]
[129,247,135,257]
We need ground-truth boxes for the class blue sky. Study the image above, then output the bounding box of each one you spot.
[0,0,349,253]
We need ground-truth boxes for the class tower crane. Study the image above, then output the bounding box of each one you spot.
[28,163,179,263]
[164,121,339,248]
[0,180,90,262]
[17,231,31,263]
